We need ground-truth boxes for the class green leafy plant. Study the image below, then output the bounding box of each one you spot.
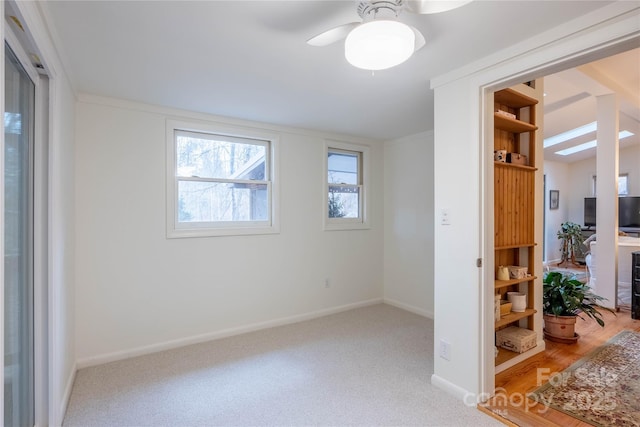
[543,271,615,327]
[557,221,584,264]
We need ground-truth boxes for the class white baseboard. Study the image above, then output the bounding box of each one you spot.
[76,298,383,369]
[57,362,76,426]
[430,374,477,406]
[384,298,434,319]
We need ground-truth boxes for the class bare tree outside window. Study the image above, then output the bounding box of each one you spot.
[327,149,360,219]
[176,131,269,223]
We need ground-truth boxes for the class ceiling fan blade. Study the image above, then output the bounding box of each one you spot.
[411,26,426,52]
[406,0,472,14]
[307,22,360,46]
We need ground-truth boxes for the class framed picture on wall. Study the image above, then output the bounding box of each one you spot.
[550,190,559,210]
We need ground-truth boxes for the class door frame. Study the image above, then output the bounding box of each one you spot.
[479,31,640,401]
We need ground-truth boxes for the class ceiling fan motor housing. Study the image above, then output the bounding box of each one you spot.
[357,0,405,21]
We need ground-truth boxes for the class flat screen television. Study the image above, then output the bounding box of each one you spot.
[620,196,640,227]
[584,197,596,227]
[583,196,640,228]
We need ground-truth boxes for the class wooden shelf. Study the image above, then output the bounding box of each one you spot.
[495,347,520,367]
[495,276,537,289]
[494,87,538,108]
[492,83,542,377]
[494,161,537,171]
[495,308,536,329]
[495,344,540,369]
[495,243,536,250]
[494,114,538,133]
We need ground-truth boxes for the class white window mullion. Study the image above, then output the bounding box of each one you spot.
[178,176,268,186]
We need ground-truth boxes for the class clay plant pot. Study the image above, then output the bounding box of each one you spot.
[543,314,579,343]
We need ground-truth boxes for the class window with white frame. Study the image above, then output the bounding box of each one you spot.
[592,173,629,196]
[325,142,369,230]
[167,120,279,238]
[618,173,629,196]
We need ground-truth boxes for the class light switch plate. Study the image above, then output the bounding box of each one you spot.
[440,209,451,225]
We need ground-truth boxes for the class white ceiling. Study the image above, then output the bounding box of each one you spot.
[36,0,618,141]
[543,48,640,163]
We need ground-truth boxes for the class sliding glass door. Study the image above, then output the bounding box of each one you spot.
[4,41,35,427]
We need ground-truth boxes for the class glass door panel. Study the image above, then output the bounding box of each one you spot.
[4,42,35,427]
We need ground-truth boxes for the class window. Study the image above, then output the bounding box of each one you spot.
[167,120,279,237]
[592,173,629,197]
[618,174,629,196]
[324,141,369,230]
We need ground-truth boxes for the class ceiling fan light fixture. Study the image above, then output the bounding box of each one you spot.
[344,20,415,71]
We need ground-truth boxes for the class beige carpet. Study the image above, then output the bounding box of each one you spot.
[63,304,502,426]
[529,330,640,427]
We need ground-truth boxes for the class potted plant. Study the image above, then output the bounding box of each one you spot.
[557,221,584,267]
[542,271,615,343]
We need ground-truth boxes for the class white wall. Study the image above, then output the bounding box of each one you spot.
[567,144,640,224]
[383,131,435,318]
[74,96,384,365]
[543,161,570,262]
[619,145,640,196]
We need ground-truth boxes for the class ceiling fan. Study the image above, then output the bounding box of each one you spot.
[307,0,472,71]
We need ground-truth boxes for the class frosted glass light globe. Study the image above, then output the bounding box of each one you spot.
[344,20,415,71]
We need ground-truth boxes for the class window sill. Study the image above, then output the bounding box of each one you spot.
[324,220,370,232]
[167,224,279,239]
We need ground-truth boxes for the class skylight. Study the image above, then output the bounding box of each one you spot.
[554,130,634,156]
[544,121,597,148]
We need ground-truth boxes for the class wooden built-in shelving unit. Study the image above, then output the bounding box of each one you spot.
[493,84,542,372]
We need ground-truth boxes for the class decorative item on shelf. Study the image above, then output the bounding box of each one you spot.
[507,292,527,312]
[500,300,512,317]
[496,265,510,281]
[495,109,516,120]
[493,150,507,162]
[496,326,537,353]
[508,266,528,279]
[494,294,501,321]
[542,271,615,343]
[506,152,527,165]
[556,221,583,267]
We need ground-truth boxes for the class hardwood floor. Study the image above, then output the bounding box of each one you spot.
[479,307,640,426]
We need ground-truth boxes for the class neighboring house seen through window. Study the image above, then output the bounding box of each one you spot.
[167,120,279,237]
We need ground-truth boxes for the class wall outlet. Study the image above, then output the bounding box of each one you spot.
[439,340,451,361]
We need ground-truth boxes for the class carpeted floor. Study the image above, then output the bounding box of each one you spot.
[63,304,502,426]
[529,329,640,427]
